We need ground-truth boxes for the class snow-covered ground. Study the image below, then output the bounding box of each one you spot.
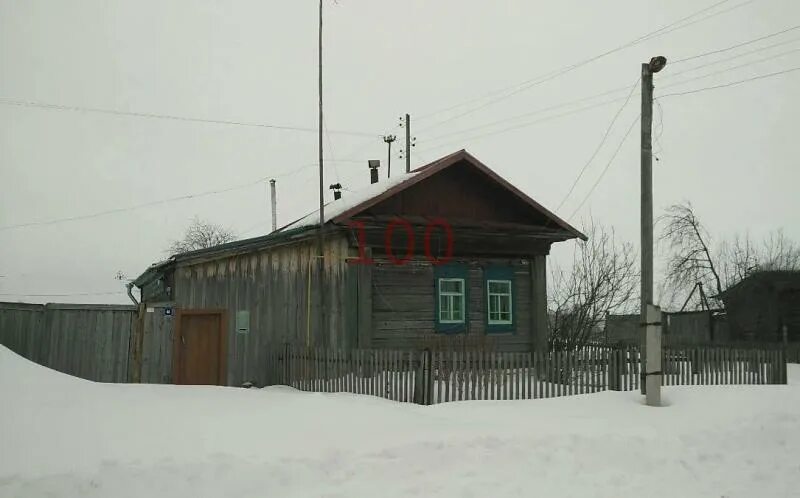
[1,345,799,498]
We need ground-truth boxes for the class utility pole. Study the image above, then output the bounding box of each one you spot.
[383,134,396,178]
[641,56,666,406]
[317,0,325,237]
[316,0,326,346]
[269,179,277,232]
[404,113,411,173]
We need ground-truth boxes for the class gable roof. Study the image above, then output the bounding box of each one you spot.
[279,149,586,240]
[134,150,586,288]
[717,270,800,300]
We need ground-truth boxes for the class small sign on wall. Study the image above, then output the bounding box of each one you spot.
[236,310,250,334]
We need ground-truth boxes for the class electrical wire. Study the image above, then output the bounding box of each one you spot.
[415,0,735,122]
[658,65,800,98]
[421,83,634,143]
[671,24,800,64]
[322,114,340,182]
[0,98,381,138]
[567,114,641,221]
[659,46,800,90]
[0,291,125,297]
[660,37,800,82]
[555,77,641,211]
[567,65,800,221]
[416,96,631,154]
[653,99,665,157]
[417,43,800,151]
[414,0,750,130]
[419,36,800,147]
[0,163,316,232]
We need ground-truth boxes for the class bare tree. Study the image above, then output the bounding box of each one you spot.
[660,202,800,311]
[658,202,723,310]
[549,220,639,350]
[720,229,800,285]
[168,217,236,254]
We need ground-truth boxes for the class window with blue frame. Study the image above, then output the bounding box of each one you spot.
[434,264,469,333]
[439,278,465,323]
[485,266,515,333]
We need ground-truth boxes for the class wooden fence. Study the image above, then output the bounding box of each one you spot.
[266,343,788,404]
[783,343,800,363]
[0,302,135,382]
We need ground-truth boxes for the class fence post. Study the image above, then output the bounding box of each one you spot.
[283,343,291,386]
[609,347,622,391]
[780,348,788,385]
[413,349,425,404]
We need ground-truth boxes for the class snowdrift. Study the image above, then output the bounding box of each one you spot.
[1,345,799,498]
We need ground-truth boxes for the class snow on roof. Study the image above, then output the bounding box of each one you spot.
[278,171,421,231]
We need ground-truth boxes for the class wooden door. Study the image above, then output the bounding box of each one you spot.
[174,311,227,385]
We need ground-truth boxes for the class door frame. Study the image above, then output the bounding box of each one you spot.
[172,309,228,385]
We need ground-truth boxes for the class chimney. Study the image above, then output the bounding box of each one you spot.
[368,159,380,184]
[269,179,277,232]
[329,183,342,200]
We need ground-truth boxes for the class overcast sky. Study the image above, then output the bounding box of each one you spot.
[1,0,798,304]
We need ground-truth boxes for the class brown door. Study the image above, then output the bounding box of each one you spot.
[174,311,226,385]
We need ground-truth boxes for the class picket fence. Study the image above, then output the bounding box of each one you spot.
[263,343,787,405]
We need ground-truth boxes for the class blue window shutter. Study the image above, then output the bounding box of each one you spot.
[434,264,469,334]
[485,265,516,334]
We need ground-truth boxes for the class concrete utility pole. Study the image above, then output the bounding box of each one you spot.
[405,113,411,173]
[641,56,666,405]
[317,0,325,236]
[383,135,396,178]
[269,179,277,232]
[316,0,326,343]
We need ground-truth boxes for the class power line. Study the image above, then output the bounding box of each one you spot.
[418,43,800,151]
[631,0,755,42]
[661,37,800,81]
[421,83,633,143]
[0,164,316,232]
[414,0,750,130]
[567,114,641,221]
[658,65,800,98]
[322,114,340,182]
[659,46,800,90]
[653,99,665,156]
[671,24,800,64]
[567,65,800,221]
[415,0,734,122]
[0,98,380,138]
[555,77,640,211]
[416,96,631,154]
[419,31,800,147]
[0,291,125,297]
[239,220,272,237]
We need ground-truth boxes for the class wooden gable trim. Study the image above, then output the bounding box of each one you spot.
[331,149,587,241]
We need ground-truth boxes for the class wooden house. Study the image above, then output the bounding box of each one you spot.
[132,150,585,386]
[718,271,800,343]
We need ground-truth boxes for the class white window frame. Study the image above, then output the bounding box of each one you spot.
[438,278,466,324]
[487,279,513,325]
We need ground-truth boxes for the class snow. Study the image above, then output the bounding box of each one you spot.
[279,171,421,230]
[2,346,800,498]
